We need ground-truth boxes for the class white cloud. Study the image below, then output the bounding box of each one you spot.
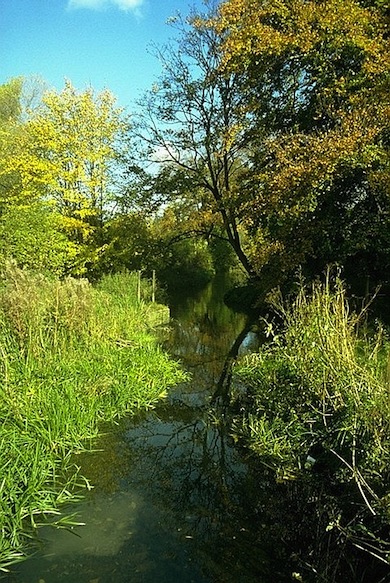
[114,0,144,10]
[68,0,144,13]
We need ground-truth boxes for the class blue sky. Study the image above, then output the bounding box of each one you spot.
[1,0,207,111]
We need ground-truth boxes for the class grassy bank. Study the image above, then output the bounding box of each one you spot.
[233,273,390,578]
[0,266,187,572]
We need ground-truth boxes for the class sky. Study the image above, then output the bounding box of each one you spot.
[0,0,208,111]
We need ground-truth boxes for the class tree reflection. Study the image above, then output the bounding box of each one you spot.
[157,277,390,582]
[164,275,259,408]
[135,276,275,581]
[120,404,282,582]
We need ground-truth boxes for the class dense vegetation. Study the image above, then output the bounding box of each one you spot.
[0,267,186,570]
[232,273,390,579]
[1,0,388,290]
[0,0,389,578]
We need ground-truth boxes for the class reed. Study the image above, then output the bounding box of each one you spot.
[0,265,186,571]
[234,271,390,566]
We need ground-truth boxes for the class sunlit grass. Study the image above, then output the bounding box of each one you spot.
[0,265,187,571]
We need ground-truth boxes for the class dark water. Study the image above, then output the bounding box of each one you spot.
[7,276,291,583]
[8,276,390,583]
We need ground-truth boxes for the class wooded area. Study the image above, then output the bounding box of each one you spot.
[1,0,388,294]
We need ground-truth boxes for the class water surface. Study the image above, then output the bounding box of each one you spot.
[7,277,290,583]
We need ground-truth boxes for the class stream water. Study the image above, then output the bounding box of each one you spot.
[6,276,294,583]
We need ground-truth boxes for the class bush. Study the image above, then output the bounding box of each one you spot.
[0,204,71,276]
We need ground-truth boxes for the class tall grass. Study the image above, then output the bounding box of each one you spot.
[234,272,390,567]
[0,265,187,571]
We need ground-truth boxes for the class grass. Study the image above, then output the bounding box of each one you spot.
[234,271,390,570]
[0,265,187,571]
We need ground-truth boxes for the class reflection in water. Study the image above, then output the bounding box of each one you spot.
[166,276,259,407]
[7,276,282,583]
[41,492,140,558]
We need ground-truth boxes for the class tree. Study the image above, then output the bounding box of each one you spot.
[0,77,50,212]
[0,78,71,274]
[0,77,22,123]
[0,78,26,210]
[0,78,130,275]
[214,0,390,285]
[130,2,259,279]
[93,212,152,275]
[23,81,129,254]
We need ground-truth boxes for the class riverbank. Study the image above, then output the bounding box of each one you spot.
[0,266,187,573]
[6,275,268,583]
[233,273,390,580]
[5,272,390,582]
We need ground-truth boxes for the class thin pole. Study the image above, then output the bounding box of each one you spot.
[152,270,156,303]
[137,270,141,303]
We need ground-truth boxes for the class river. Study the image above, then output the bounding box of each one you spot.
[6,276,294,583]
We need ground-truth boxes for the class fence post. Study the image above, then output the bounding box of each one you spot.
[152,270,156,303]
[137,270,141,303]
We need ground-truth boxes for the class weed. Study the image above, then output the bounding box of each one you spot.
[234,270,390,571]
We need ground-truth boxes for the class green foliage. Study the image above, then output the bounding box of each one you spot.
[0,266,187,570]
[93,212,153,276]
[156,238,214,292]
[0,78,25,210]
[23,81,129,267]
[0,203,71,275]
[212,0,390,284]
[208,236,238,274]
[0,77,22,123]
[0,78,131,277]
[234,272,390,563]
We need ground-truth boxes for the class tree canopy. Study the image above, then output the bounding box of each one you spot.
[1,0,389,289]
[121,0,390,290]
[0,79,130,275]
[212,0,390,283]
